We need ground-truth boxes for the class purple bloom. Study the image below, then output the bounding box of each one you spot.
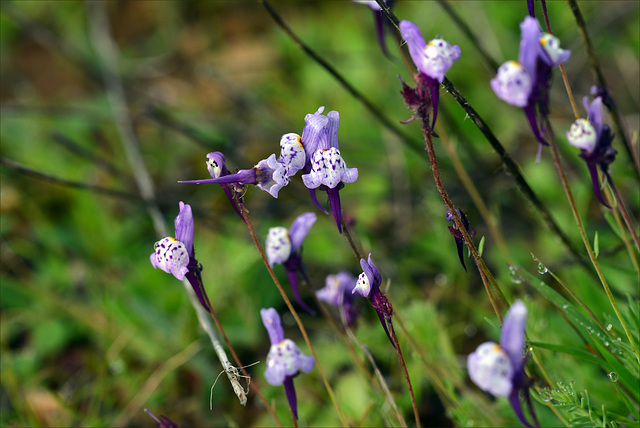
[266,213,317,314]
[399,20,460,133]
[352,254,394,347]
[316,272,359,326]
[353,1,395,57]
[261,308,315,420]
[446,209,475,272]
[468,300,534,427]
[145,409,179,428]
[150,202,211,314]
[491,17,570,159]
[566,96,617,207]
[299,107,358,234]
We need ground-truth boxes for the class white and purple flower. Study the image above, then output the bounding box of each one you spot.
[316,272,359,326]
[468,300,534,427]
[261,308,315,420]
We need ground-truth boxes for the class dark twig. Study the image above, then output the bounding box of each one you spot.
[1,156,141,202]
[567,0,640,178]
[435,0,500,72]
[259,0,423,155]
[50,132,124,177]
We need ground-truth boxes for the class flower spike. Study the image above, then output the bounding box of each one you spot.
[261,308,314,420]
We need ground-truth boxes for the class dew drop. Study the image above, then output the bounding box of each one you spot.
[608,372,618,382]
[537,263,548,274]
[604,342,609,347]
[508,266,523,284]
[539,388,552,402]
[606,324,613,331]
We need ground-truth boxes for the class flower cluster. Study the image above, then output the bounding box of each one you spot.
[261,308,315,420]
[566,93,617,207]
[468,301,535,427]
[266,212,317,314]
[399,20,461,133]
[491,16,570,160]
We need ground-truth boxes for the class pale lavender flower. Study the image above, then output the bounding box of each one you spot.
[150,202,210,313]
[299,107,358,234]
[468,300,534,427]
[261,308,315,420]
[266,213,317,314]
[566,95,616,207]
[491,16,570,159]
[316,272,359,326]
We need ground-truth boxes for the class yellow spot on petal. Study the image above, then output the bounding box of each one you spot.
[539,37,546,46]
[493,344,502,352]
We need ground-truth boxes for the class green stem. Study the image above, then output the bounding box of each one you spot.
[544,117,640,365]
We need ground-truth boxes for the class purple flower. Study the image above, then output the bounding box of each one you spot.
[399,20,460,133]
[566,96,617,207]
[468,300,534,427]
[352,254,394,347]
[145,409,179,428]
[266,213,317,314]
[150,202,211,314]
[446,209,475,272]
[353,1,395,57]
[299,107,358,234]
[261,308,315,420]
[491,17,570,158]
[316,272,359,326]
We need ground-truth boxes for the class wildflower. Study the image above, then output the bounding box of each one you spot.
[145,409,178,428]
[150,201,211,314]
[261,308,315,420]
[446,209,475,272]
[468,300,535,427]
[491,16,570,160]
[352,1,395,57]
[352,254,395,347]
[399,20,461,133]
[266,213,317,314]
[300,107,358,234]
[316,272,359,326]
[566,95,617,208]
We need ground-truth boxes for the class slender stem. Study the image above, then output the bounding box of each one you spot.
[388,320,422,427]
[607,175,640,254]
[566,0,640,178]
[544,116,640,365]
[436,123,514,264]
[240,205,348,426]
[605,187,640,275]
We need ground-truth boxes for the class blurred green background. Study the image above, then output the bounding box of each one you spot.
[1,1,638,426]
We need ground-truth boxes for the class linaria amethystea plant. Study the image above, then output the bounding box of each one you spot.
[266,212,317,314]
[491,16,570,160]
[352,253,395,347]
[299,107,358,234]
[566,94,617,208]
[446,209,475,272]
[316,272,359,326]
[261,308,315,420]
[150,202,211,314]
[399,20,461,133]
[467,300,536,427]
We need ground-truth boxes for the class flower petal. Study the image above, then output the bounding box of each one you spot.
[151,237,190,281]
[500,300,527,373]
[260,307,285,345]
[266,227,292,266]
[289,212,317,252]
[491,61,532,107]
[467,342,514,397]
[174,202,194,256]
[566,118,597,153]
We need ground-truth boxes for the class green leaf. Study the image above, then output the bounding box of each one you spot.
[478,236,485,257]
[528,341,602,366]
[594,231,599,258]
